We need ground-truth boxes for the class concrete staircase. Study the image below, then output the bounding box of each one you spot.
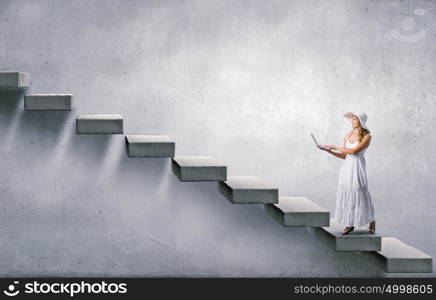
[0,72,30,88]
[265,197,329,227]
[374,237,433,273]
[126,135,175,157]
[76,114,124,134]
[310,220,382,252]
[219,176,279,204]
[172,156,227,181]
[0,71,432,274]
[24,94,73,111]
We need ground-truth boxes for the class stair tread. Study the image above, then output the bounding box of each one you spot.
[321,219,381,238]
[24,94,72,111]
[173,156,225,167]
[224,176,277,189]
[274,197,329,213]
[377,237,431,259]
[26,93,73,96]
[171,156,227,181]
[312,219,381,251]
[0,71,30,88]
[265,196,329,227]
[126,135,173,143]
[126,135,175,157]
[219,176,278,204]
[76,114,123,134]
[77,114,123,120]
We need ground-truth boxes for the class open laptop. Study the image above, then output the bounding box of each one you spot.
[311,133,328,149]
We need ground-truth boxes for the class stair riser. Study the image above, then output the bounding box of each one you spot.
[76,119,123,134]
[24,95,72,111]
[265,204,330,227]
[218,182,278,204]
[0,72,30,88]
[370,237,433,273]
[171,160,227,181]
[375,256,433,273]
[311,227,382,252]
[127,142,175,158]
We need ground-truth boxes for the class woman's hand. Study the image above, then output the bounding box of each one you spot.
[326,145,337,150]
[317,145,331,152]
[319,144,346,159]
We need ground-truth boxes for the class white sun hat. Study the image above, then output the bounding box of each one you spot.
[344,111,370,132]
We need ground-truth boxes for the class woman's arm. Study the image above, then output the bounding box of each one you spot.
[321,147,347,159]
[319,135,347,159]
[329,134,371,155]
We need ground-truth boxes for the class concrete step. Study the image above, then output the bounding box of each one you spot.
[76,114,123,134]
[24,94,73,111]
[265,197,330,227]
[218,176,279,204]
[0,72,30,88]
[310,219,382,251]
[126,135,175,157]
[171,156,227,181]
[373,237,432,273]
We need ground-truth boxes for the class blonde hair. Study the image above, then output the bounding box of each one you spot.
[357,127,370,140]
[355,116,370,141]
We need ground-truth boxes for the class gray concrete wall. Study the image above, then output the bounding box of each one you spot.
[0,0,435,277]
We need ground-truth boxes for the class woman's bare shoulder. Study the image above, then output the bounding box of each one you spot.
[363,133,372,147]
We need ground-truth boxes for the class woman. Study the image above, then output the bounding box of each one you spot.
[318,112,376,235]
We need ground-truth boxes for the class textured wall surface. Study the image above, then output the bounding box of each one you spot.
[0,0,435,277]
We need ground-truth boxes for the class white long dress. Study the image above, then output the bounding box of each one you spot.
[333,139,375,227]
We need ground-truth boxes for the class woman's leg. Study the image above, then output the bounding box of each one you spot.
[342,226,355,235]
[369,220,376,234]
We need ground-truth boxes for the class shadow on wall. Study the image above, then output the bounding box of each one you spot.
[0,90,23,119]
[0,90,25,149]
[0,89,73,152]
[0,90,115,173]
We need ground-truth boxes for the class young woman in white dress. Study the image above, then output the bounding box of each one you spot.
[318,112,376,235]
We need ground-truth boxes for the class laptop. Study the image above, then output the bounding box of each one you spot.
[311,133,328,149]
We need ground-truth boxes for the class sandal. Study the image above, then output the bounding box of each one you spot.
[369,221,376,234]
[341,226,354,235]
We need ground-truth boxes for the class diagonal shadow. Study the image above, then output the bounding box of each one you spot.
[67,134,114,165]
[0,89,25,129]
[19,111,72,138]
[108,144,169,188]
